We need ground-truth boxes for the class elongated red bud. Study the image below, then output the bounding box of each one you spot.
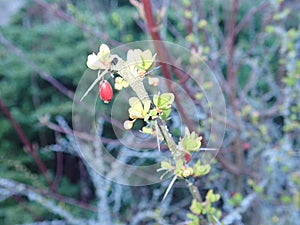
[99,80,113,103]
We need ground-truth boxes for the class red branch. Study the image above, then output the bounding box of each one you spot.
[226,0,245,191]
[0,97,54,189]
[141,0,197,132]
[227,0,239,112]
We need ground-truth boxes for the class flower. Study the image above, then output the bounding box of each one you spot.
[124,120,134,130]
[86,44,111,70]
[126,49,156,77]
[128,97,150,120]
[98,44,110,61]
[148,77,159,86]
[114,77,129,90]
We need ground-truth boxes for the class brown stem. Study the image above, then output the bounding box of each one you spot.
[9,179,98,212]
[141,0,197,132]
[226,0,244,191]
[216,153,240,176]
[0,97,53,189]
[227,0,239,110]
[43,119,163,149]
[235,2,269,35]
[187,181,202,202]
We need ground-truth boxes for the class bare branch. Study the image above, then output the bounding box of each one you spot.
[0,178,88,225]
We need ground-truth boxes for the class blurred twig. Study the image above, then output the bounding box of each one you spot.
[141,0,197,132]
[0,178,88,225]
[0,97,54,190]
[32,0,121,47]
[235,2,269,35]
[226,0,245,191]
[0,33,73,99]
[51,152,63,191]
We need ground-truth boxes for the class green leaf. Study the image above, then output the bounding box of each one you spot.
[187,213,199,225]
[215,209,222,220]
[153,93,174,109]
[160,108,171,120]
[128,97,150,119]
[190,199,202,215]
[161,161,173,170]
[141,126,152,134]
[181,127,202,152]
[206,189,220,203]
[175,159,184,169]
[158,93,175,109]
[128,97,143,118]
[283,76,296,86]
[193,161,211,177]
[152,93,174,120]
[149,109,158,117]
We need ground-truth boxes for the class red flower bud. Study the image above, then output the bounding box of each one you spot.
[184,153,191,163]
[231,192,237,197]
[99,80,113,103]
[243,143,250,151]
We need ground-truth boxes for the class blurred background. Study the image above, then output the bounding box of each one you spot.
[0,0,299,224]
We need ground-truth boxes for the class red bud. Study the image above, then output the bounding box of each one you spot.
[243,143,250,151]
[99,80,113,103]
[184,153,191,163]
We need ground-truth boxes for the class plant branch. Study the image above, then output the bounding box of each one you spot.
[32,0,121,47]
[0,97,53,189]
[226,0,245,191]
[0,178,87,225]
[235,2,269,35]
[141,0,197,132]
[140,2,243,178]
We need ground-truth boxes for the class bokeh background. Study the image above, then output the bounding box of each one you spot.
[0,0,299,224]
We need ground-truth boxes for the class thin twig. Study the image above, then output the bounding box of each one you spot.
[32,0,121,47]
[141,0,197,132]
[0,97,53,189]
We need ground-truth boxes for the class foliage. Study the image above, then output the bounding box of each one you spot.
[0,0,299,225]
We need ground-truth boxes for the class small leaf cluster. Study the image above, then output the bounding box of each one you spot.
[125,93,175,130]
[188,190,222,225]
[160,158,211,179]
[179,127,203,160]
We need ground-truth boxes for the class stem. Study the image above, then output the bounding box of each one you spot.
[227,0,243,191]
[33,0,121,47]
[140,1,243,179]
[51,152,63,191]
[156,120,184,164]
[112,56,150,102]
[187,181,202,203]
[80,69,108,102]
[112,56,185,163]
[141,0,197,132]
[0,97,54,190]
